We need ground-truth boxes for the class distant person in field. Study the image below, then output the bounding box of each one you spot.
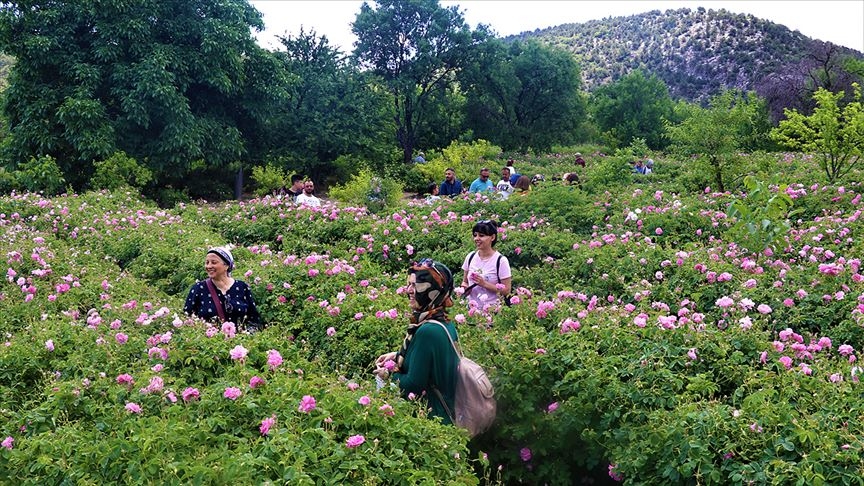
[414,152,426,164]
[439,168,463,197]
[426,182,441,202]
[505,159,521,185]
[562,172,580,185]
[633,160,647,175]
[496,167,515,199]
[184,247,262,332]
[295,180,322,207]
[286,174,304,199]
[513,175,531,193]
[574,152,586,167]
[468,167,495,193]
[645,159,654,174]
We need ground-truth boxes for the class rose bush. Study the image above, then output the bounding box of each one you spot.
[1,151,863,484]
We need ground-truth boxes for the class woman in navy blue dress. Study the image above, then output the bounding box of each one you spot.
[184,247,262,332]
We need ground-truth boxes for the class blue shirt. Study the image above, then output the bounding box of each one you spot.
[509,173,521,185]
[439,179,463,196]
[184,279,262,331]
[468,178,495,193]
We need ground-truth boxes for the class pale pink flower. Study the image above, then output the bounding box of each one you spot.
[298,395,317,413]
[757,304,772,314]
[223,387,242,400]
[347,382,359,391]
[358,395,371,406]
[221,322,236,338]
[1,436,13,450]
[229,345,248,361]
[687,348,698,360]
[383,359,396,371]
[346,434,365,448]
[115,332,128,344]
[260,415,276,435]
[547,402,559,413]
[379,404,395,416]
[779,356,793,369]
[839,344,855,356]
[45,339,54,351]
[116,374,134,386]
[715,296,734,308]
[520,447,532,462]
[326,327,336,337]
[125,402,142,414]
[249,376,265,389]
[182,387,200,402]
[267,349,283,370]
[830,373,843,383]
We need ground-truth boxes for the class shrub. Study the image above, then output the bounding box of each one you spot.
[91,151,153,190]
[328,169,403,212]
[250,163,289,197]
[14,155,66,195]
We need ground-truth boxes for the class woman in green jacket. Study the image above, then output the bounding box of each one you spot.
[375,259,459,424]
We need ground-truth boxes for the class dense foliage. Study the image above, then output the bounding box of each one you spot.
[1,148,864,483]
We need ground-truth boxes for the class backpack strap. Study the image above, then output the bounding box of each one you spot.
[205,278,226,323]
[463,251,479,294]
[426,320,461,425]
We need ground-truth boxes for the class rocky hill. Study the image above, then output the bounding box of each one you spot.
[510,7,863,103]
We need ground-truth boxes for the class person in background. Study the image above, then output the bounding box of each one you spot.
[496,167,515,199]
[645,159,654,174]
[439,168,463,196]
[574,152,586,167]
[633,160,647,175]
[468,168,495,193]
[459,220,512,310]
[184,247,262,332]
[285,174,304,199]
[295,180,322,206]
[513,175,531,193]
[426,182,441,202]
[414,152,426,163]
[374,259,459,425]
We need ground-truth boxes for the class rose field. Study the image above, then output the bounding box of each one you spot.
[1,151,863,485]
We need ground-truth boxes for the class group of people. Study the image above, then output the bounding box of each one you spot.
[276,175,322,207]
[185,219,511,428]
[633,158,654,175]
[429,164,533,201]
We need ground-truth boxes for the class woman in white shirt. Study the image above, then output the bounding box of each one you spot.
[459,220,512,310]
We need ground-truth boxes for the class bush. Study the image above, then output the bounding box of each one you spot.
[14,155,66,195]
[328,169,403,213]
[91,152,153,190]
[250,163,289,197]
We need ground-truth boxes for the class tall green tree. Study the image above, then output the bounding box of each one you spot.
[460,38,585,152]
[351,0,479,163]
[271,29,393,183]
[666,90,773,193]
[0,0,276,192]
[771,84,864,183]
[590,70,673,150]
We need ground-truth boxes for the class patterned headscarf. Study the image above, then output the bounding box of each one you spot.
[207,247,234,274]
[394,259,454,372]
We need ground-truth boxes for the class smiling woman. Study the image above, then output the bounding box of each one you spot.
[183,246,262,332]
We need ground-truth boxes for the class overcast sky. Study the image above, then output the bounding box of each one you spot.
[248,0,864,53]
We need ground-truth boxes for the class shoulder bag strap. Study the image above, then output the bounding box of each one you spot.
[205,278,226,323]
[463,252,479,294]
[426,320,461,425]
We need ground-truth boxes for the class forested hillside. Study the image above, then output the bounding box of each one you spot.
[516,7,864,103]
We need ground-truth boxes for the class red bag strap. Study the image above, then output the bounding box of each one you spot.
[205,278,226,322]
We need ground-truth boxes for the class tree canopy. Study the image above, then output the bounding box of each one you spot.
[460,38,585,152]
[0,0,275,191]
[352,0,480,163]
[590,70,674,150]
